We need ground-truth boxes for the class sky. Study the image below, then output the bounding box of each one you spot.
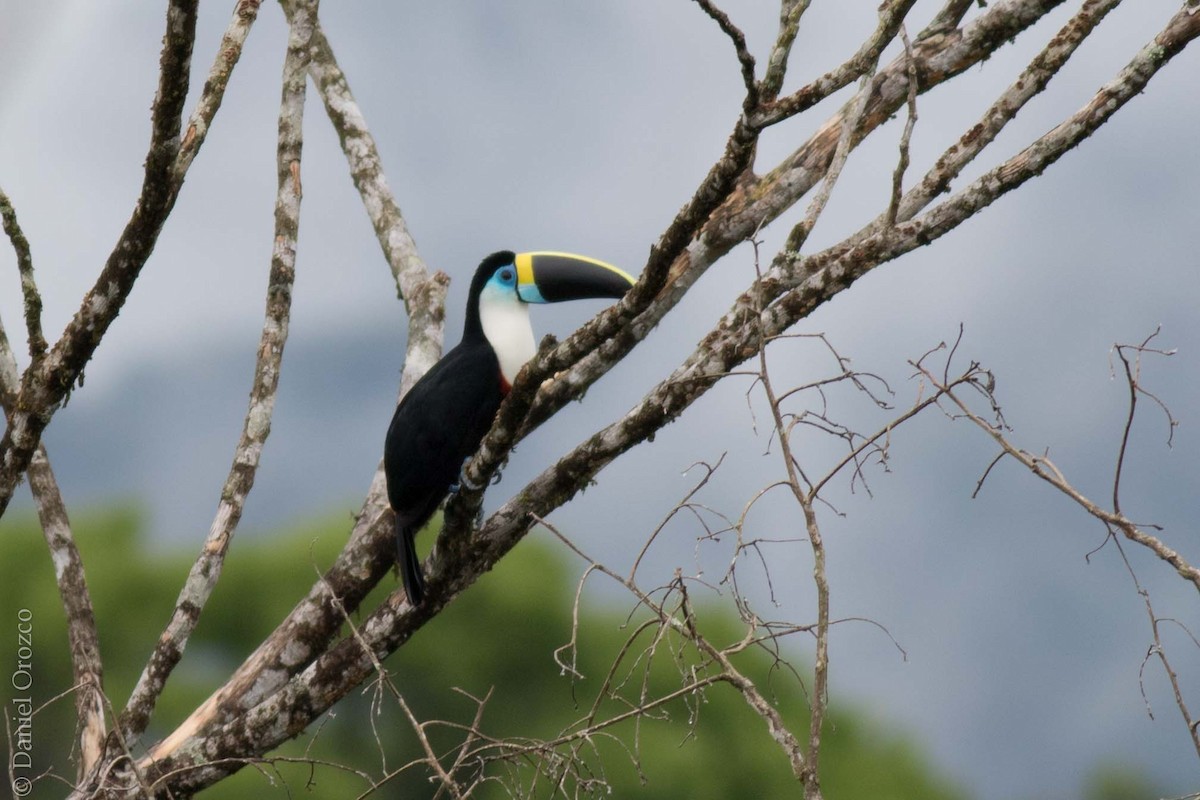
[1,1,1199,797]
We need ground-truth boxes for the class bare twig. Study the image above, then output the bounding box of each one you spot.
[1111,328,1178,514]
[885,23,918,227]
[1117,539,1200,758]
[885,326,1196,759]
[692,0,759,107]
[544,519,811,783]
[911,355,1200,593]
[0,187,46,364]
[756,329,827,799]
[760,0,813,101]
[748,237,833,796]
[173,0,265,182]
[321,568,471,799]
[751,0,916,128]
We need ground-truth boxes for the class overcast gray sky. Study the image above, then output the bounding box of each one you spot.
[2,2,1199,797]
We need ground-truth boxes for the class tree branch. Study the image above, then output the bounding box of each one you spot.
[0,316,105,780]
[692,0,759,107]
[173,0,265,182]
[751,0,917,128]
[0,0,199,518]
[913,353,1200,594]
[142,1,450,766]
[753,297,827,799]
[880,0,1127,231]
[118,0,317,748]
[500,0,1072,468]
[0,187,46,364]
[280,0,436,308]
[760,0,813,101]
[757,2,1200,349]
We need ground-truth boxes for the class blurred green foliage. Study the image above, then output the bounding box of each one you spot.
[1081,764,1163,800]
[0,506,974,798]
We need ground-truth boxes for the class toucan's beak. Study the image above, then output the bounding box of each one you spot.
[515,251,635,304]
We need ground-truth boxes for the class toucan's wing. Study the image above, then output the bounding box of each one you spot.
[384,340,504,530]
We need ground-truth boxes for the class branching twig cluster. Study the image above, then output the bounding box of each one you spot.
[915,328,1200,758]
[0,0,1197,797]
[333,325,996,800]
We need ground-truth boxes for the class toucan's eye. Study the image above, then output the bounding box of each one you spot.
[498,267,515,284]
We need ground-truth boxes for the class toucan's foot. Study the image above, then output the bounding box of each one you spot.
[450,457,484,494]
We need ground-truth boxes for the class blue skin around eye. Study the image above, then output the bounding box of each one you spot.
[484,267,517,298]
[491,267,516,287]
[486,263,548,303]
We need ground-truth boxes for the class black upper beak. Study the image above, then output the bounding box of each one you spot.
[515,252,636,304]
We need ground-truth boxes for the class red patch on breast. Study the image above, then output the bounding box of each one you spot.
[499,371,512,395]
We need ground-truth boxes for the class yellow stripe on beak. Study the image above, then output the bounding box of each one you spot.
[515,252,536,287]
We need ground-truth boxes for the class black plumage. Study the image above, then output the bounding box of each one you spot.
[384,254,511,607]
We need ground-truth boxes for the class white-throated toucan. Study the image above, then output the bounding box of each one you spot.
[384,251,636,606]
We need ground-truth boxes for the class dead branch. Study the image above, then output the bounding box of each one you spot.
[118,0,317,753]
[0,0,200,517]
[913,353,1200,594]
[0,188,45,364]
[877,0,1128,233]
[144,0,449,768]
[173,0,265,182]
[513,0,1075,455]
[0,316,105,779]
[913,330,1199,755]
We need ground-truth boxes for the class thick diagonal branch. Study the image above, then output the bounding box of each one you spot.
[506,0,1070,462]
[444,0,1200,662]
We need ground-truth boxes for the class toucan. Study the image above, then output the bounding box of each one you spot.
[384,251,636,606]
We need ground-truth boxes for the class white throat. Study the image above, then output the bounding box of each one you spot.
[479,290,536,386]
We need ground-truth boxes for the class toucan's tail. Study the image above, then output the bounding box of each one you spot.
[396,518,426,607]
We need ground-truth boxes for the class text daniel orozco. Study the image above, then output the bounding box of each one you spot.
[10,608,34,797]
